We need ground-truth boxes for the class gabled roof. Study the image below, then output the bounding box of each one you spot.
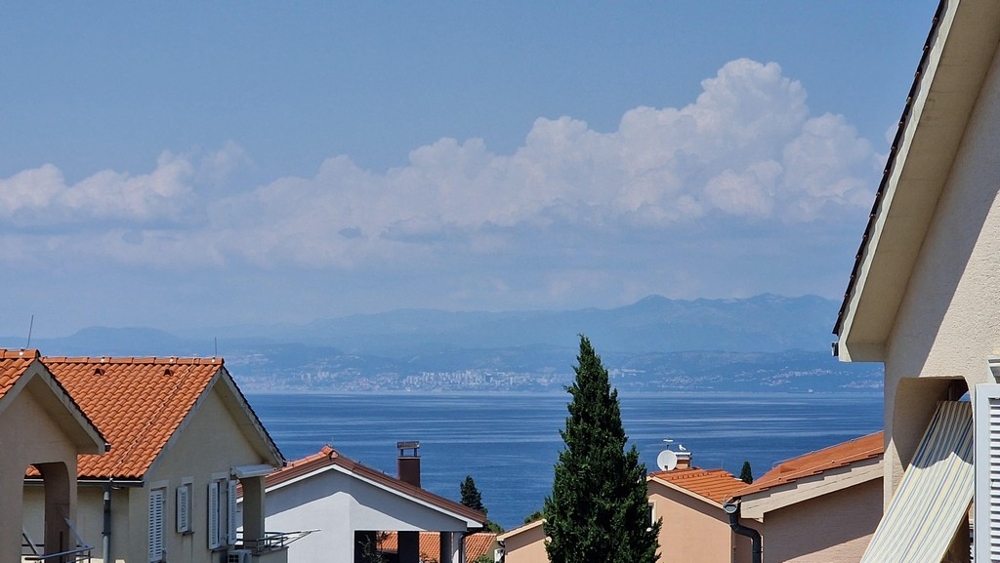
[835,0,1000,360]
[733,431,884,499]
[497,518,544,542]
[39,355,282,480]
[648,468,747,506]
[261,445,486,527]
[0,349,106,454]
[0,349,35,400]
[378,531,496,562]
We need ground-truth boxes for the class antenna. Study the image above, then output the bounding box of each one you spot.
[214,337,218,358]
[24,315,34,350]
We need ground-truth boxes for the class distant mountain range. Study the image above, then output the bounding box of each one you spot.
[0,294,882,393]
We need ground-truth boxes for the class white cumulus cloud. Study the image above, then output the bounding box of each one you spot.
[0,58,881,309]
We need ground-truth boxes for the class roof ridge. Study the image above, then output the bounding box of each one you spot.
[0,348,40,360]
[43,355,224,366]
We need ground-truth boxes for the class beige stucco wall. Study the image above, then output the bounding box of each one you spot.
[502,522,547,563]
[758,477,881,563]
[881,38,1000,503]
[647,481,748,563]
[24,382,275,562]
[1,376,82,561]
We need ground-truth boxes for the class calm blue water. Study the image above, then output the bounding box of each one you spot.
[247,391,882,530]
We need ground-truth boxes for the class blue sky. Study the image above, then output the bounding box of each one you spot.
[0,1,938,336]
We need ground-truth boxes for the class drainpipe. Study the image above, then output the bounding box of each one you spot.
[723,501,761,563]
[103,481,112,563]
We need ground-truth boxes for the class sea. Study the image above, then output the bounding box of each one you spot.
[247,391,883,530]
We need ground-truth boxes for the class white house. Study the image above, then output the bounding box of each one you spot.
[248,443,486,563]
[835,0,1000,560]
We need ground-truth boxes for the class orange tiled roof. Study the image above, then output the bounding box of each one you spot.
[0,349,38,400]
[648,468,748,504]
[263,445,486,525]
[41,355,226,480]
[732,431,884,499]
[379,531,496,562]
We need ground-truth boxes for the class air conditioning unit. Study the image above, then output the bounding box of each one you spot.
[227,549,253,563]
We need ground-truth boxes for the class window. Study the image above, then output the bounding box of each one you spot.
[227,479,239,545]
[208,478,239,549]
[149,488,166,563]
[208,480,222,549]
[176,481,192,534]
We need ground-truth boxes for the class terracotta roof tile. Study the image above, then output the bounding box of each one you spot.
[379,531,496,561]
[40,355,225,480]
[648,468,748,504]
[263,446,486,525]
[0,349,39,401]
[733,431,884,499]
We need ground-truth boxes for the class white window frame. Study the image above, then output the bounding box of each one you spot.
[176,479,192,534]
[208,472,238,550]
[975,383,1000,562]
[149,487,166,563]
[208,480,222,550]
[227,478,239,546]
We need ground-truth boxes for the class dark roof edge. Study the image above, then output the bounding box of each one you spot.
[834,0,947,336]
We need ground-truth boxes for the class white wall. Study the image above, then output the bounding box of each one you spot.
[263,467,470,562]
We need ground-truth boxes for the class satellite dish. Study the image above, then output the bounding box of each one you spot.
[657,449,678,471]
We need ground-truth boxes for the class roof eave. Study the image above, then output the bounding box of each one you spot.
[734,457,882,519]
[837,0,1000,361]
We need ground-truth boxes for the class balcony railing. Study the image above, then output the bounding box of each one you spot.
[22,518,94,563]
[238,530,315,554]
[22,545,93,563]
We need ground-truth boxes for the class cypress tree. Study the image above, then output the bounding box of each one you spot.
[740,460,754,484]
[461,475,504,533]
[460,475,486,513]
[543,335,660,563]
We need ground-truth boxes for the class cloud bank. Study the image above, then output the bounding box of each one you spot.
[0,59,880,318]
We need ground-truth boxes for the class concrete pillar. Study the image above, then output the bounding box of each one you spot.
[399,531,420,563]
[439,532,454,563]
[241,476,267,547]
[36,462,72,561]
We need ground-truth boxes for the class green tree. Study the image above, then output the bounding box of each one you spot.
[460,475,504,534]
[460,475,486,512]
[523,509,544,524]
[740,460,754,484]
[543,335,660,563]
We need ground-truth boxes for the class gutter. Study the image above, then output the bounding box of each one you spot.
[724,501,761,563]
[103,481,112,563]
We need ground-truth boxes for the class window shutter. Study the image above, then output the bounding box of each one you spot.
[176,484,191,534]
[148,489,165,563]
[976,384,1000,562]
[208,481,221,549]
[227,479,239,545]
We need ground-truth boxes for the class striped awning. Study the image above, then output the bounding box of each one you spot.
[861,401,973,563]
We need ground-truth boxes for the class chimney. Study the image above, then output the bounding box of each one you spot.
[675,449,691,470]
[397,441,420,487]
